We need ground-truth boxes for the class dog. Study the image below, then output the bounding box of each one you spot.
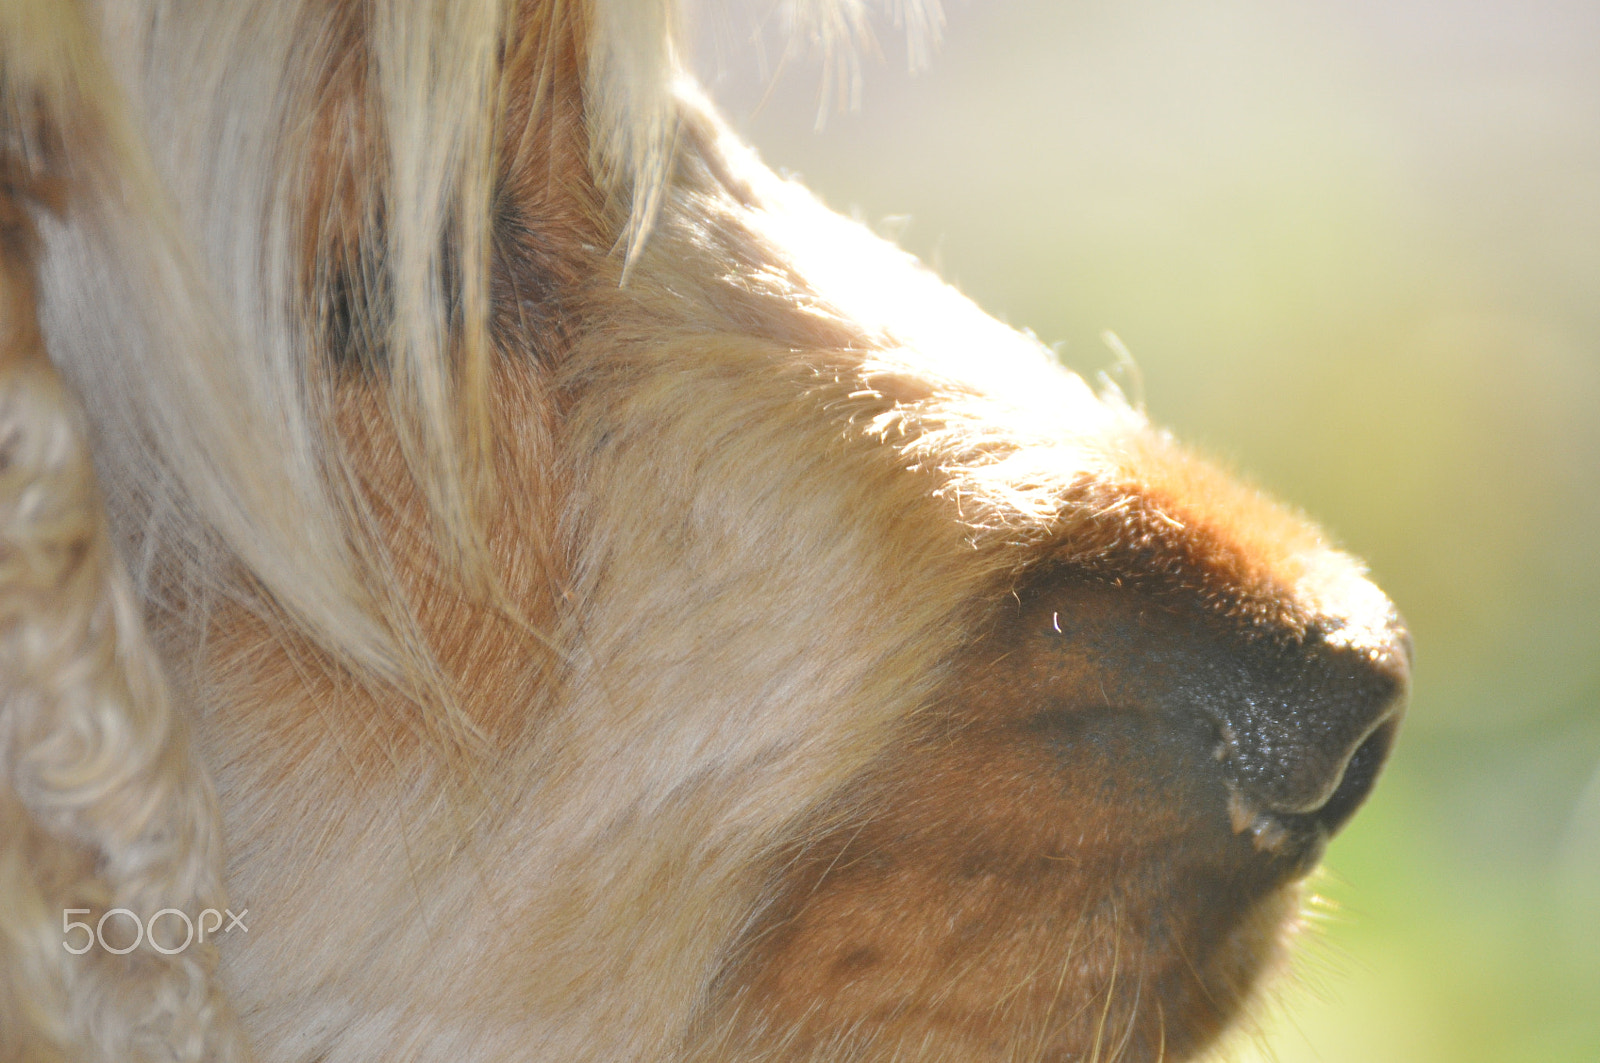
[0,2,1409,1060]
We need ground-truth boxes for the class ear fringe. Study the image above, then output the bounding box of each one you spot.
[0,168,245,1063]
[2,0,528,751]
[371,0,504,586]
[3,0,407,684]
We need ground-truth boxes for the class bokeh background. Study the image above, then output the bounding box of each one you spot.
[695,2,1600,1059]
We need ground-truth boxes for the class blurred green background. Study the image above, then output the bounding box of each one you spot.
[697,1,1600,1059]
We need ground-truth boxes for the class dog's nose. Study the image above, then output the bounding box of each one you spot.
[1016,574,1407,853]
[1211,616,1410,837]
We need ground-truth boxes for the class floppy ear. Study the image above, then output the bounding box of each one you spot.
[0,7,244,1061]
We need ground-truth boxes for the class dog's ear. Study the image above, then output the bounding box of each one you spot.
[0,9,244,1060]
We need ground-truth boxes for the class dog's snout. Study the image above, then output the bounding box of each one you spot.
[1010,569,1406,864]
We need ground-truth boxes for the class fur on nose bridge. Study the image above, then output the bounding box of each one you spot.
[0,4,1404,1062]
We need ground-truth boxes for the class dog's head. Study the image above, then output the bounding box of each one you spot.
[0,3,1405,1062]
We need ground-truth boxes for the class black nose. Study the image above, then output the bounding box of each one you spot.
[1210,617,1410,838]
[1020,575,1408,854]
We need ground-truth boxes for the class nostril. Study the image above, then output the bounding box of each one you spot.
[1224,709,1393,820]
[1217,702,1402,862]
[1307,715,1399,835]
[1214,622,1409,827]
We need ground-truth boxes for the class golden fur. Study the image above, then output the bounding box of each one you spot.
[0,2,1408,1061]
